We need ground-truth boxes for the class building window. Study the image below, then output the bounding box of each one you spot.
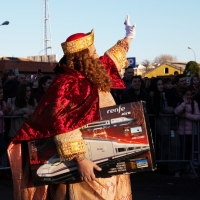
[164,68,169,74]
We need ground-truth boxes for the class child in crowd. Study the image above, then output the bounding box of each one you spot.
[174,88,200,175]
[9,84,37,138]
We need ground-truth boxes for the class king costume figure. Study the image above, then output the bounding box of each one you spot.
[8,14,136,200]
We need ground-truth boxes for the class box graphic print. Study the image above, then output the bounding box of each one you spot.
[28,101,156,185]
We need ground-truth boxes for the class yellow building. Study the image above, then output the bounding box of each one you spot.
[145,62,184,78]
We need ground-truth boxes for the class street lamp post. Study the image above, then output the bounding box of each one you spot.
[0,21,9,26]
[38,46,52,55]
[188,46,196,61]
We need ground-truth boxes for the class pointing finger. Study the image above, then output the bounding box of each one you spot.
[125,14,130,26]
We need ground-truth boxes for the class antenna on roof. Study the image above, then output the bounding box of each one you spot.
[42,0,53,55]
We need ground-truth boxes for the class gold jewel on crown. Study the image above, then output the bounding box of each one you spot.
[61,29,94,54]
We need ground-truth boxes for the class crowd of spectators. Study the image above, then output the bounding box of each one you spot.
[112,69,200,176]
[0,68,53,168]
[0,67,199,178]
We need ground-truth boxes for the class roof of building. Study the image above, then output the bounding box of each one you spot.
[0,57,34,62]
[0,57,56,74]
[144,61,186,75]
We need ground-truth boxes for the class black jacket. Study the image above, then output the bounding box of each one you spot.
[163,88,179,108]
[121,87,152,113]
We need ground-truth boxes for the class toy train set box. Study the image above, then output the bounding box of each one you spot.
[28,101,156,186]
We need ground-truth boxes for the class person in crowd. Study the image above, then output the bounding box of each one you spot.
[16,74,27,85]
[149,78,174,173]
[1,69,18,142]
[8,14,136,199]
[0,86,13,167]
[16,73,39,90]
[189,74,200,98]
[111,66,135,104]
[110,88,124,104]
[174,74,187,99]
[143,77,151,93]
[122,66,134,88]
[9,84,37,138]
[172,71,179,85]
[33,75,53,103]
[162,78,179,153]
[2,68,18,102]
[146,77,155,91]
[121,75,152,112]
[163,78,179,108]
[191,74,200,110]
[174,88,200,176]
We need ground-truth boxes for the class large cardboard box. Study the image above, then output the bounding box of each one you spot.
[28,101,156,186]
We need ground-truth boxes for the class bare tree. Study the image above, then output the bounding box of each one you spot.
[142,59,152,73]
[154,54,177,64]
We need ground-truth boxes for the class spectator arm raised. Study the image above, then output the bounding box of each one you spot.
[174,102,185,115]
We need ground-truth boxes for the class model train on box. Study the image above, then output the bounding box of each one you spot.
[37,138,149,183]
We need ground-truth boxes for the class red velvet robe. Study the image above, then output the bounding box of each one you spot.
[8,55,127,200]
[12,55,125,142]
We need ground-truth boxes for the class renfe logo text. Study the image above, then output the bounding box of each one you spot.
[107,105,125,114]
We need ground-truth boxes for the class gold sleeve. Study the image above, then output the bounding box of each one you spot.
[105,39,129,71]
[54,92,117,162]
[53,128,86,161]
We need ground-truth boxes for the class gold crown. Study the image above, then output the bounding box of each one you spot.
[61,29,94,54]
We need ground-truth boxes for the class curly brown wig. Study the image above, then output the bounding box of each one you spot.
[55,49,112,92]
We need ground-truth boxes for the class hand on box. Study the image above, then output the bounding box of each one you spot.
[77,158,101,181]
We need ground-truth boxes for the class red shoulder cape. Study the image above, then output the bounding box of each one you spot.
[12,56,125,142]
[100,56,125,89]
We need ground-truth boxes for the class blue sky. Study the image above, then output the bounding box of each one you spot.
[1,0,200,64]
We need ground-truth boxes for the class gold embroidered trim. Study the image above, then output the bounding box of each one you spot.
[61,29,94,54]
[105,39,129,71]
[117,39,129,52]
[55,139,86,161]
[75,153,86,161]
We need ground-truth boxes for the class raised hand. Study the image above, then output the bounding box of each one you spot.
[124,14,136,39]
[183,95,190,104]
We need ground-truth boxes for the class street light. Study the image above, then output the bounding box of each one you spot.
[0,21,9,26]
[38,46,52,55]
[188,46,196,61]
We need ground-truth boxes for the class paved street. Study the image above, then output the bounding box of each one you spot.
[0,169,200,200]
[0,169,13,200]
[131,171,200,200]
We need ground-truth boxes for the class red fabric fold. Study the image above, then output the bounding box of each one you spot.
[13,67,99,142]
[100,56,126,89]
[12,56,125,142]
